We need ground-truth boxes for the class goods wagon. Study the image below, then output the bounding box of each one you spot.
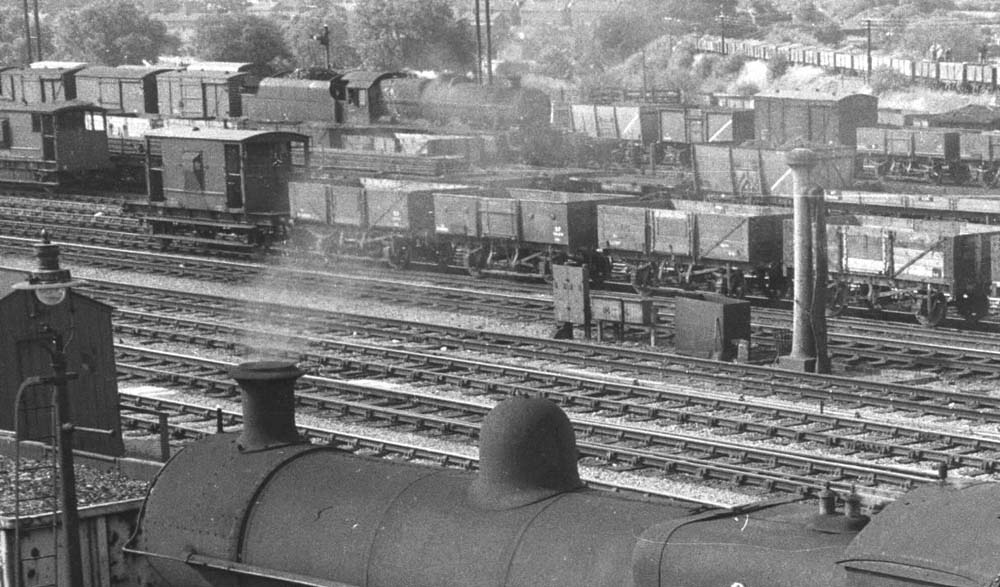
[954,130,1000,185]
[439,188,634,279]
[856,126,964,183]
[752,92,877,148]
[74,66,167,115]
[288,177,472,268]
[289,180,633,278]
[692,144,855,198]
[597,200,790,296]
[156,70,249,119]
[0,64,83,104]
[783,215,999,325]
[569,103,658,142]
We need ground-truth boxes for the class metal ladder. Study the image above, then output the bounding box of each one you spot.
[13,378,60,587]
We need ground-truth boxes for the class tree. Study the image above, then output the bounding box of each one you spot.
[593,5,676,62]
[50,0,177,66]
[194,13,292,70]
[0,5,54,65]
[283,6,359,71]
[350,0,475,72]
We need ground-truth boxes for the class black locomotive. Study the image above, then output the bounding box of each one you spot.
[124,360,1000,587]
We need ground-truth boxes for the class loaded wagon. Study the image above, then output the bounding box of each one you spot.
[783,215,999,326]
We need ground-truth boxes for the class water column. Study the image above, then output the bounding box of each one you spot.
[778,148,828,372]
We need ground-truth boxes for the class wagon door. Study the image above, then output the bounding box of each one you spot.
[40,114,55,161]
[224,143,244,209]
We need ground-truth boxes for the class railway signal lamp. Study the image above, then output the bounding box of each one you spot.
[12,229,84,306]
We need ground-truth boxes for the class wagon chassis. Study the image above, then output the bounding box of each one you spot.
[826,277,989,327]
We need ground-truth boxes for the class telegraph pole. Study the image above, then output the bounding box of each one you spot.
[485,0,493,84]
[474,0,483,84]
[719,10,726,55]
[866,19,872,83]
[32,0,41,61]
[21,0,33,63]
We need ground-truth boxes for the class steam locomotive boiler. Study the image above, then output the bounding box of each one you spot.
[125,361,1000,587]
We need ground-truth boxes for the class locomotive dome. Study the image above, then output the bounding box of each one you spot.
[470,396,584,510]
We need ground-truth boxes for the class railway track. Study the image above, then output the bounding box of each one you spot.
[7,236,1000,380]
[115,349,733,508]
[116,345,933,504]
[66,278,1000,499]
[7,232,1000,378]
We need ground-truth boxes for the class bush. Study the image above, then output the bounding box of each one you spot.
[868,66,910,95]
[693,54,718,79]
[766,53,789,81]
[734,81,760,96]
[719,53,748,75]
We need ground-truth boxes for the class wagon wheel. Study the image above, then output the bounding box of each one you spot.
[435,241,455,268]
[383,236,411,270]
[956,291,990,324]
[982,168,999,188]
[951,163,971,185]
[463,247,487,278]
[925,164,943,185]
[826,281,849,317]
[913,292,948,327]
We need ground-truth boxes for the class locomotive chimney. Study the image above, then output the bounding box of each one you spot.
[230,361,304,452]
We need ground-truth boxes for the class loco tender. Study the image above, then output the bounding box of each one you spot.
[123,359,1000,587]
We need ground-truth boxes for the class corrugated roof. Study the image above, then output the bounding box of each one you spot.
[754,91,874,102]
[0,100,105,114]
[185,61,254,74]
[145,126,307,143]
[29,61,87,70]
[78,66,174,80]
[159,69,246,81]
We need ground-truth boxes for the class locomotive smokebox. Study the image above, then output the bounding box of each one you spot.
[229,360,304,451]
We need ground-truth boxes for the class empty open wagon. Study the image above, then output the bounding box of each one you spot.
[597,200,790,296]
[790,216,999,326]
